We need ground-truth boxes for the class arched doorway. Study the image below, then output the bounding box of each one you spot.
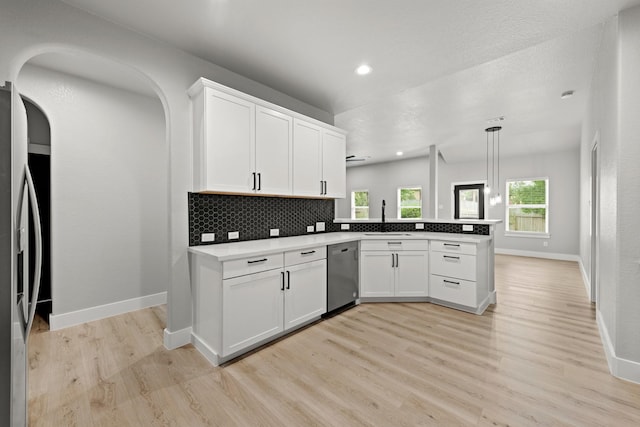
[17,50,170,330]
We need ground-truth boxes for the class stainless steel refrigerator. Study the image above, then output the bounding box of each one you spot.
[1,81,43,426]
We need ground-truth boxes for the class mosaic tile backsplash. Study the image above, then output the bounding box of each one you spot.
[189,193,339,246]
[337,222,490,235]
[189,193,490,246]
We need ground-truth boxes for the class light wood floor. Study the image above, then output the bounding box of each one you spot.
[28,255,640,426]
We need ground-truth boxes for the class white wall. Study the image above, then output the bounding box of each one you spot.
[341,148,580,257]
[615,7,640,366]
[580,6,640,381]
[580,16,619,349]
[0,0,332,342]
[337,156,430,219]
[19,64,168,316]
[482,148,580,256]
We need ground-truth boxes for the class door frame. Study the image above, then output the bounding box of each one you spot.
[451,180,487,219]
[590,135,599,304]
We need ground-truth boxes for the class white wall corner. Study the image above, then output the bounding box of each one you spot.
[596,309,640,385]
[49,292,167,331]
[163,326,193,350]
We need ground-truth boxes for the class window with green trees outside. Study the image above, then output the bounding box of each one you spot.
[398,187,422,218]
[506,178,548,234]
[351,190,369,219]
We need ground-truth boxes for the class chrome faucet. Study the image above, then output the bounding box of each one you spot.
[381,200,386,232]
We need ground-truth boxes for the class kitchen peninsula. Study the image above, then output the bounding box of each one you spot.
[189,219,500,366]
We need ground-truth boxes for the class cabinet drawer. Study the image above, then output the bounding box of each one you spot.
[223,253,284,279]
[430,275,477,307]
[430,251,476,281]
[284,246,327,266]
[430,240,477,255]
[360,239,429,251]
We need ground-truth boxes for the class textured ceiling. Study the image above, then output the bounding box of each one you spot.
[55,0,640,164]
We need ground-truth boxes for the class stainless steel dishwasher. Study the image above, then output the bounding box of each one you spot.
[326,241,359,315]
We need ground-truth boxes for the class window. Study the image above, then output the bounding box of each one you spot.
[453,183,485,219]
[506,178,549,235]
[351,190,369,219]
[397,187,422,218]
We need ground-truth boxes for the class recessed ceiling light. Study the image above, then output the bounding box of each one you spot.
[396,151,403,156]
[355,64,372,75]
[561,90,575,99]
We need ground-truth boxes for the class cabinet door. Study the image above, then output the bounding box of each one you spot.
[284,259,327,330]
[292,118,322,196]
[222,269,284,356]
[255,106,292,195]
[204,89,255,192]
[360,251,395,297]
[395,251,429,297]
[322,129,346,198]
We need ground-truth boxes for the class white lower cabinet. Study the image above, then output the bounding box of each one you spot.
[222,269,284,356]
[360,240,429,298]
[284,259,327,329]
[191,246,327,365]
[429,240,490,312]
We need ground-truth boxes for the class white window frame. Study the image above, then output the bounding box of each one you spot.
[397,186,423,219]
[351,189,369,219]
[505,177,550,238]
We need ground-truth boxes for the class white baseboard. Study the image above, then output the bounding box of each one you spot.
[578,259,591,301]
[164,326,193,350]
[49,291,167,331]
[495,248,580,262]
[597,309,640,384]
[191,332,220,366]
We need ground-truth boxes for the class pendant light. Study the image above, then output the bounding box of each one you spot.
[485,126,502,206]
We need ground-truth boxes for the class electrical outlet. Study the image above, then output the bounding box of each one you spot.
[228,231,239,240]
[462,224,474,232]
[201,232,215,242]
[415,223,425,230]
[316,222,325,232]
[307,225,315,233]
[341,224,350,230]
[270,228,279,237]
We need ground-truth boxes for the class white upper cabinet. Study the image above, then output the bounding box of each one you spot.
[322,129,346,198]
[292,118,323,196]
[293,118,346,198]
[195,88,255,193]
[190,78,346,198]
[255,106,292,195]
